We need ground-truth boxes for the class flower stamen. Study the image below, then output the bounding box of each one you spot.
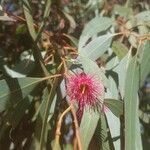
[66,73,104,113]
[80,84,87,94]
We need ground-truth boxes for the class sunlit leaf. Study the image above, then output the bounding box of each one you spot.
[79,34,114,61]
[124,56,142,150]
[79,17,113,49]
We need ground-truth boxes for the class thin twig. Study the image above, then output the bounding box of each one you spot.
[54,106,72,144]
[39,67,62,150]
[70,104,82,150]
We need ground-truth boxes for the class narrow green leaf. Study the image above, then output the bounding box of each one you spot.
[107,76,119,99]
[33,89,57,149]
[43,0,51,18]
[105,111,120,150]
[36,0,51,41]
[114,51,131,98]
[80,108,100,150]
[124,56,142,150]
[22,0,37,40]
[39,76,60,149]
[101,114,113,150]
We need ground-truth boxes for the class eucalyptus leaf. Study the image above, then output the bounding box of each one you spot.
[104,99,123,117]
[80,108,100,150]
[135,10,150,22]
[0,77,43,112]
[79,17,113,49]
[22,0,37,41]
[124,56,142,150]
[139,40,150,86]
[107,76,119,100]
[100,114,113,150]
[114,51,131,98]
[105,110,120,150]
[79,34,114,61]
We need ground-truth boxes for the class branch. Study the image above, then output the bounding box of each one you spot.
[70,104,82,150]
[54,106,72,145]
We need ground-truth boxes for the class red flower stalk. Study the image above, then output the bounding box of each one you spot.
[66,73,104,111]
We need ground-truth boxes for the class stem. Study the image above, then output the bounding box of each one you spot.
[39,75,61,150]
[54,106,72,146]
[70,104,82,150]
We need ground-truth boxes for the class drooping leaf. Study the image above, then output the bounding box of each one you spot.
[105,110,120,150]
[101,114,113,150]
[80,108,100,150]
[124,56,142,150]
[89,115,112,150]
[4,59,35,77]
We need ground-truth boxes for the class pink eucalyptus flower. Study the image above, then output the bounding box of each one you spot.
[66,73,104,111]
